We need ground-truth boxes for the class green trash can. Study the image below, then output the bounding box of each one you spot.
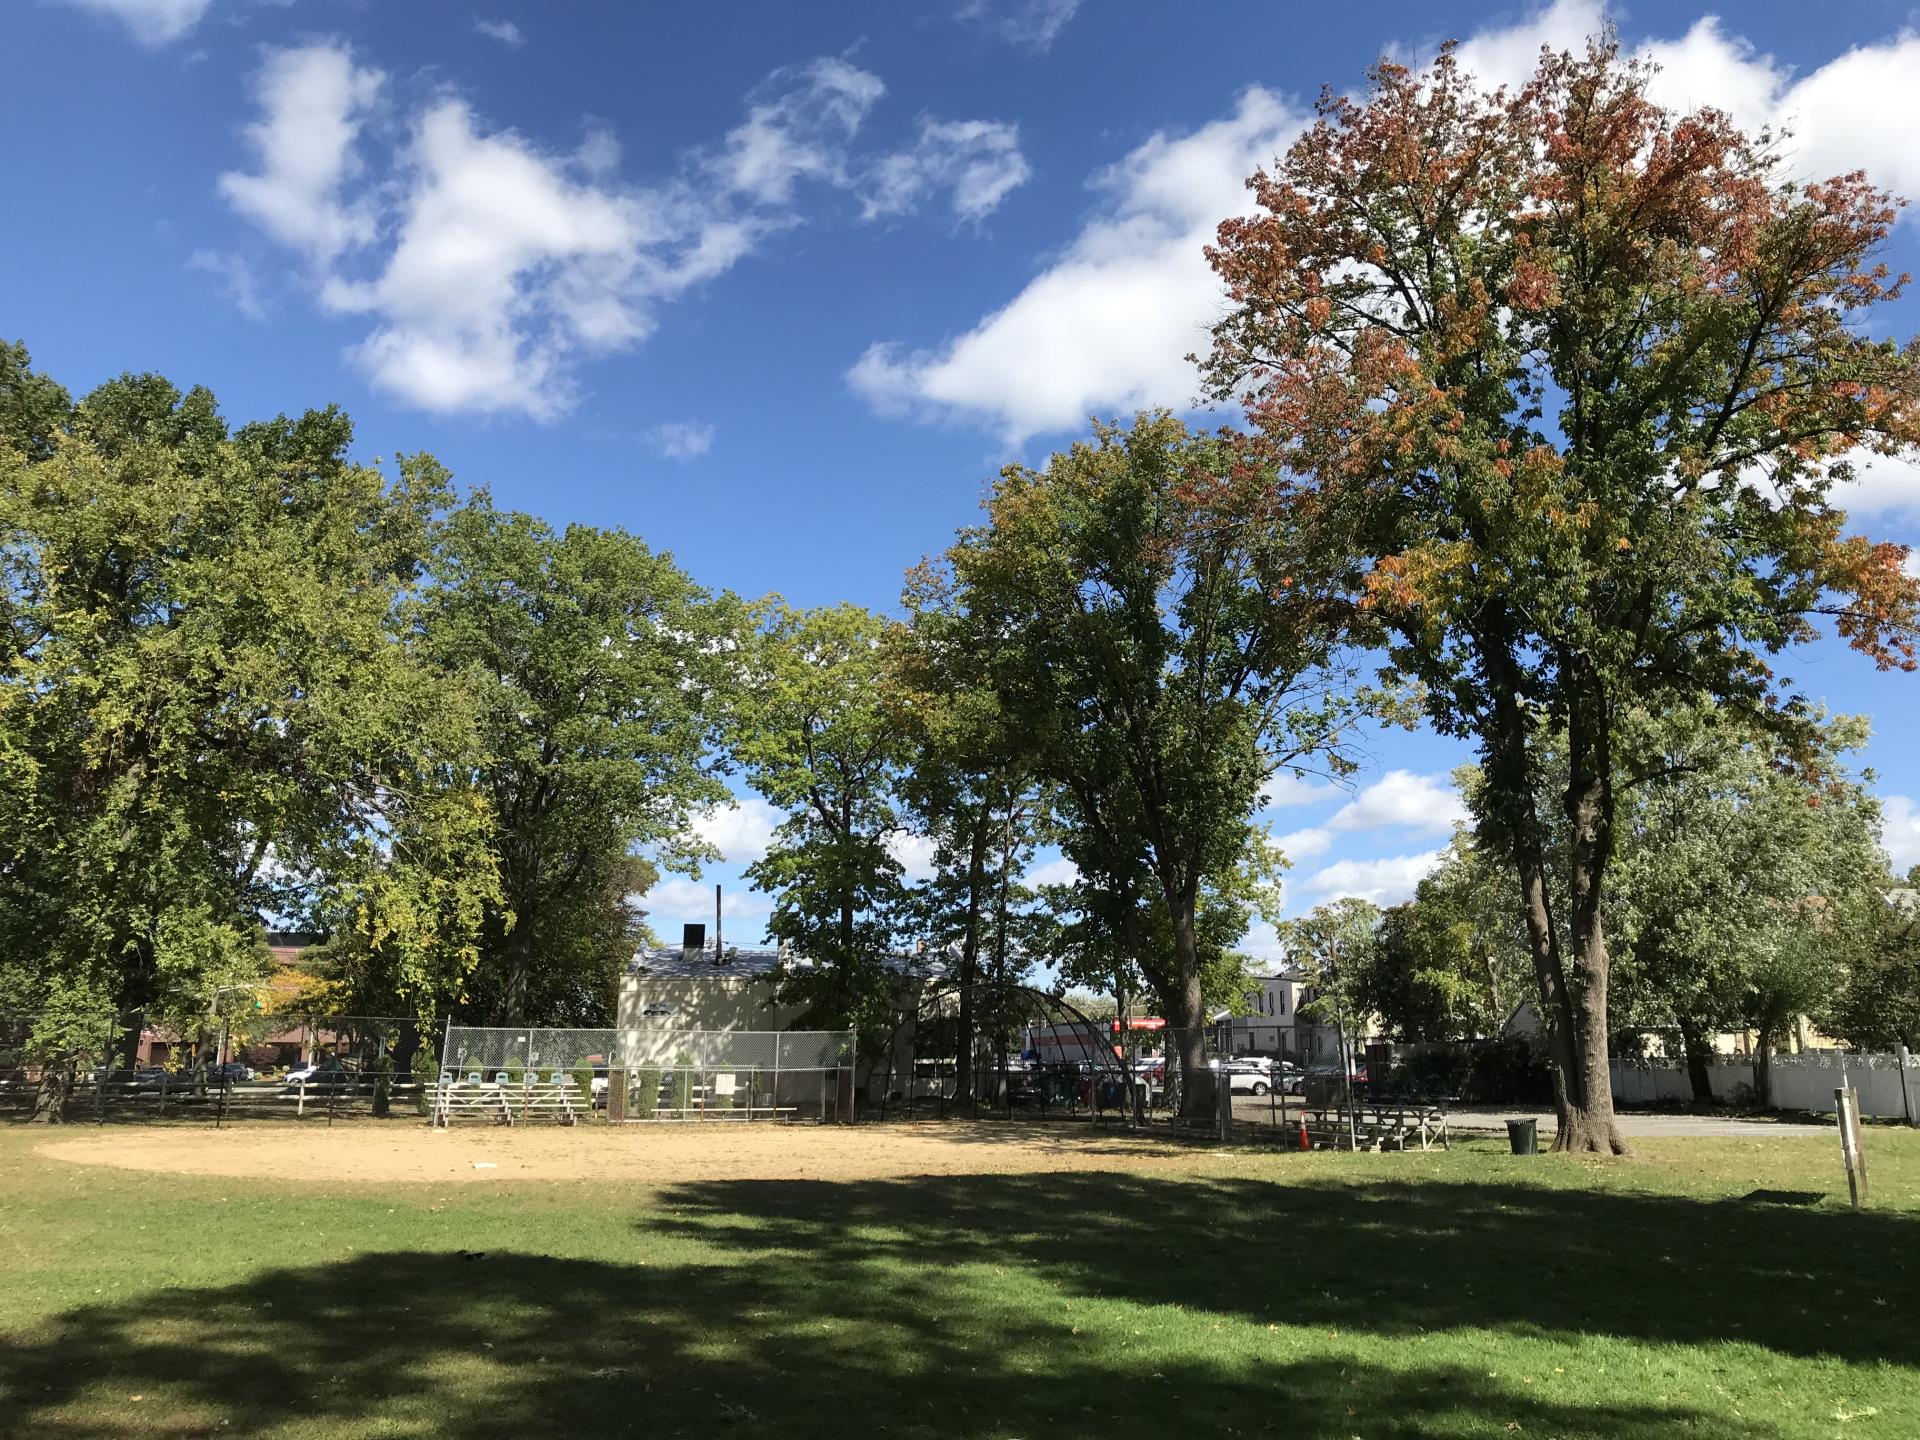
[1506,1118,1539,1155]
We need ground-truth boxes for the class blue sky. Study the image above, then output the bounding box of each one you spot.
[7,0,1920,959]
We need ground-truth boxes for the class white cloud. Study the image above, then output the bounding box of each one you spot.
[712,57,886,207]
[320,96,658,419]
[1883,796,1920,874]
[1024,856,1080,888]
[640,877,770,927]
[1299,851,1444,907]
[1903,551,1920,583]
[863,118,1031,224]
[1275,827,1332,864]
[859,5,1920,443]
[218,43,384,268]
[1836,452,1920,522]
[691,797,782,865]
[1260,772,1335,809]
[1456,3,1920,211]
[1449,0,1605,94]
[956,0,1081,52]
[58,0,213,46]
[577,125,621,176]
[848,87,1306,441]
[647,420,715,460]
[1239,919,1284,962]
[221,45,1026,419]
[888,831,939,883]
[189,249,267,322]
[1327,770,1467,837]
[473,17,524,47]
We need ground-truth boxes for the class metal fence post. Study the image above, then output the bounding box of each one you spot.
[1898,1045,1916,1129]
[216,1015,231,1130]
[94,1013,114,1124]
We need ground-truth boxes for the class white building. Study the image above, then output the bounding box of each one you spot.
[616,926,945,1089]
[1225,971,1366,1062]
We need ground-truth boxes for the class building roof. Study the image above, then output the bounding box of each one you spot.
[626,946,949,981]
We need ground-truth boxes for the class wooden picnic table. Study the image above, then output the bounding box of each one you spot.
[1302,1097,1450,1151]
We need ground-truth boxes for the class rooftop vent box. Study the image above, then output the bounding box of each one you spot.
[681,923,706,956]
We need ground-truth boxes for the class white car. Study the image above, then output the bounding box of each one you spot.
[1216,1057,1293,1096]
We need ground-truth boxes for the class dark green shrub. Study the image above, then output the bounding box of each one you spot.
[633,1067,661,1118]
[1464,1037,1553,1104]
[372,1054,394,1116]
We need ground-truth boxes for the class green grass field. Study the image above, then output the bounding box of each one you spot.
[2,1123,1918,1439]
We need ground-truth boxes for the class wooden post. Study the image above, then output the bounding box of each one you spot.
[1835,1086,1868,1211]
[1899,1045,1916,1129]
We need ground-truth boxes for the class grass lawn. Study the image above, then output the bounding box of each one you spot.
[2,1122,1917,1439]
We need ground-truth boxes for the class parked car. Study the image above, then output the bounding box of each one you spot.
[284,1058,359,1089]
[1217,1057,1283,1096]
[205,1061,255,1084]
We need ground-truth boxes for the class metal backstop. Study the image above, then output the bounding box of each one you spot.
[434,1027,855,1125]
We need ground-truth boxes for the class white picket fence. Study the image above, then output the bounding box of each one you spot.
[1611,1051,1919,1119]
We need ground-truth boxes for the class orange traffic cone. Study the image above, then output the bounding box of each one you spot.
[1296,1116,1311,1152]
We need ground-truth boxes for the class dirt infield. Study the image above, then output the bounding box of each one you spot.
[35,1120,1211,1186]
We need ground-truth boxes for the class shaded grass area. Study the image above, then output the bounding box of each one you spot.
[1,1127,1917,1439]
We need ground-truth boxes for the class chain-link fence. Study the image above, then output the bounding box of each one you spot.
[0,1011,439,1124]
[864,1016,1453,1151]
[434,1027,857,1125]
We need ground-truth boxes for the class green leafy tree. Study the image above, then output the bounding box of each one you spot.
[1826,874,1920,1053]
[0,351,498,1118]
[1366,839,1526,1042]
[922,413,1357,1115]
[736,603,912,1055]
[1600,713,1863,1099]
[0,339,71,462]
[887,603,1052,1101]
[1609,715,1884,1105]
[1285,899,1384,1080]
[1204,39,1920,1150]
[416,496,743,1025]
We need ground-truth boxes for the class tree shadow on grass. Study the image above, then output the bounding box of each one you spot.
[0,1244,1793,1440]
[642,1170,1919,1368]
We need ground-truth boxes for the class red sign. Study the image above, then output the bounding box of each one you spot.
[1109,1017,1166,1032]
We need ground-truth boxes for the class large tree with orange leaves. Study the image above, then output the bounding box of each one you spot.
[1202,37,1920,1152]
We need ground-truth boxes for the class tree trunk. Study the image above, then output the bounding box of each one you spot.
[191,1026,210,1098]
[115,1010,142,1075]
[1475,631,1628,1153]
[393,1021,422,1084]
[1676,1015,1715,1105]
[1752,1026,1774,1110]
[1558,708,1629,1157]
[1168,901,1210,1120]
[500,923,535,1027]
[954,814,988,1104]
[31,1063,72,1124]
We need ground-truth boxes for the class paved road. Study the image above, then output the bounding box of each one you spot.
[1227,1096,1835,1139]
[1448,1107,1834,1139]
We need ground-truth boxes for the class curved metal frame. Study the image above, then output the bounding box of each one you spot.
[868,979,1150,1124]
